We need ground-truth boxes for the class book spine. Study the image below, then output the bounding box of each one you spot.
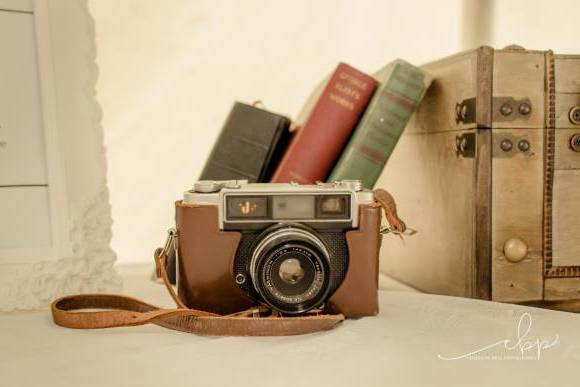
[328,62,430,188]
[270,63,377,183]
[199,102,291,183]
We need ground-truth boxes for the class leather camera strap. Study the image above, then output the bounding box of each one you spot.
[51,189,404,336]
[51,294,344,336]
[51,243,345,336]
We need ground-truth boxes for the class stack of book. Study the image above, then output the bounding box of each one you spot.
[200,60,432,188]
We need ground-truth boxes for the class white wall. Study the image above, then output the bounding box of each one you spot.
[89,0,580,264]
[461,0,580,53]
[492,0,579,53]
[89,0,463,263]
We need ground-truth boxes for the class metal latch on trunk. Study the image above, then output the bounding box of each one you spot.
[455,132,476,158]
[455,97,532,125]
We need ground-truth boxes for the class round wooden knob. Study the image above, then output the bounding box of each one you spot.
[503,238,528,262]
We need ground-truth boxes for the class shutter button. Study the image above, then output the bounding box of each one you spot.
[193,181,222,193]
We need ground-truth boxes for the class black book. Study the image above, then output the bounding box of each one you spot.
[200,102,291,182]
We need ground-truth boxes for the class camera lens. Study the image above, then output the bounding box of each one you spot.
[249,224,330,314]
[279,258,305,284]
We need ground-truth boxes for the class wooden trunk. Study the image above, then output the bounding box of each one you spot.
[378,46,580,303]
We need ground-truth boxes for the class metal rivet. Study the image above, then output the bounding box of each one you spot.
[518,103,531,116]
[456,136,467,152]
[517,139,530,152]
[500,103,513,116]
[500,139,513,152]
[235,273,246,285]
[569,106,580,125]
[456,103,467,121]
[570,134,580,152]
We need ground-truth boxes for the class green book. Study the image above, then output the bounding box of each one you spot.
[328,60,431,188]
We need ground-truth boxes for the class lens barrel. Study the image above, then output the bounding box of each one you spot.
[249,224,331,314]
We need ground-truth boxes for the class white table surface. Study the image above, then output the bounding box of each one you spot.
[1,264,579,387]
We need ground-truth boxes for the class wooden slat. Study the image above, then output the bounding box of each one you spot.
[491,129,543,302]
[555,93,580,129]
[473,47,494,299]
[411,50,478,133]
[492,51,545,129]
[554,129,580,169]
[545,278,580,300]
[552,170,580,267]
[474,128,492,299]
[378,130,476,297]
[555,56,580,93]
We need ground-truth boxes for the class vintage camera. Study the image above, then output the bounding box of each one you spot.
[174,180,383,317]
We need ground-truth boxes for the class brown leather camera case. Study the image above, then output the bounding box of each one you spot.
[175,201,381,317]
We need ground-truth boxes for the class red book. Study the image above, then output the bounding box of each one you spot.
[271,63,377,183]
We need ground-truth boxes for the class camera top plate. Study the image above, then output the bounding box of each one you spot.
[183,180,374,230]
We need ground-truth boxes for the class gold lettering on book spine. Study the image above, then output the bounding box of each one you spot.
[334,83,361,100]
[329,93,355,110]
[329,72,370,111]
[338,72,369,90]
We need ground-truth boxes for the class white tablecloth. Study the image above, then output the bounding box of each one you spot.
[1,264,578,387]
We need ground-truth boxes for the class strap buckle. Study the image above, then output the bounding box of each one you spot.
[154,228,178,281]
